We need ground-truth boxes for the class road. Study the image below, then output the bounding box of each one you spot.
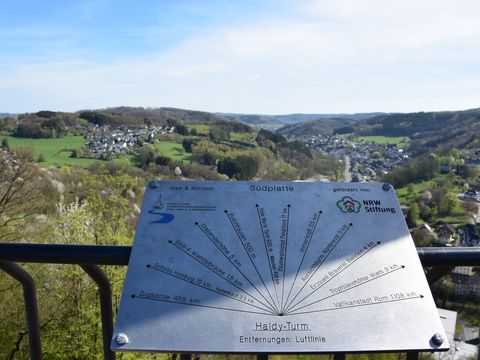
[344,155,352,182]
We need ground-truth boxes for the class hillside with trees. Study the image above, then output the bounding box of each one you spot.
[219,112,382,128]
[80,107,226,127]
[0,107,342,181]
[277,118,358,137]
[279,107,480,157]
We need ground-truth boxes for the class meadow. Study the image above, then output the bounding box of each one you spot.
[154,141,190,162]
[1,135,191,167]
[1,135,98,167]
[357,135,409,148]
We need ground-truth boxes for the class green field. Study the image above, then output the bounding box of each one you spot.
[230,131,257,143]
[2,135,191,166]
[187,124,209,135]
[357,135,409,148]
[1,135,98,167]
[395,180,436,204]
[154,141,190,162]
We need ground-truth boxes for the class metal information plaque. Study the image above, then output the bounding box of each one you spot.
[113,181,448,353]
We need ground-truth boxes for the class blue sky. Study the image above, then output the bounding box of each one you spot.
[1,0,479,114]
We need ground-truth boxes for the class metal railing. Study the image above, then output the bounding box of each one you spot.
[1,243,479,360]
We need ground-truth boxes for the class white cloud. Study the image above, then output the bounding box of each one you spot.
[1,0,479,113]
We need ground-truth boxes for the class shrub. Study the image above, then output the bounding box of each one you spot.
[217,155,259,180]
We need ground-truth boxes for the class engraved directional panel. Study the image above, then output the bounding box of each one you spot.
[112,181,448,353]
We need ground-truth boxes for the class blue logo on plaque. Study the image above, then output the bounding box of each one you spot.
[148,210,174,224]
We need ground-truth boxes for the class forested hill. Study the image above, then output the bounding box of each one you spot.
[2,107,237,138]
[0,113,17,118]
[79,107,226,126]
[353,108,480,136]
[219,112,382,127]
[277,118,358,137]
[278,107,480,155]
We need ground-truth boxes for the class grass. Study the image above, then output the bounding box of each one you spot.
[230,131,257,143]
[1,135,99,167]
[395,180,436,203]
[1,135,191,166]
[357,135,409,148]
[187,124,210,135]
[153,141,190,162]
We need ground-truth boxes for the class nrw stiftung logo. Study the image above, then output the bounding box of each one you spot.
[337,196,361,213]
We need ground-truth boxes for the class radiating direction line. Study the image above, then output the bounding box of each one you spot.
[132,294,273,316]
[279,204,291,314]
[225,209,280,313]
[146,263,273,313]
[286,294,424,316]
[194,221,277,313]
[285,241,380,313]
[255,204,281,313]
[289,265,406,314]
[283,210,322,312]
[284,223,352,311]
[168,240,276,313]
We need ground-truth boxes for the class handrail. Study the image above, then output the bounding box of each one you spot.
[1,243,480,266]
[416,247,480,266]
[0,243,132,265]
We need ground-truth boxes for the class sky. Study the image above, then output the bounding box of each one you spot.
[0,0,479,114]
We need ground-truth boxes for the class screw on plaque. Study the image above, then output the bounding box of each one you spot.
[115,333,130,345]
[382,183,391,191]
[431,333,444,346]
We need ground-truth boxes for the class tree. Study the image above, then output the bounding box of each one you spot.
[155,155,171,166]
[411,228,437,247]
[136,145,157,168]
[209,126,230,140]
[217,155,259,180]
[182,138,196,153]
[41,117,65,138]
[0,148,54,241]
[1,138,9,149]
[0,149,59,357]
[419,203,432,221]
[255,129,287,146]
[175,124,189,136]
[0,163,147,359]
[202,151,216,166]
[406,202,419,228]
[407,183,414,194]
[439,193,459,216]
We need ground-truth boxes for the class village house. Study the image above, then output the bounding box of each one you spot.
[303,135,410,181]
[451,267,480,301]
[436,222,457,245]
[83,124,175,157]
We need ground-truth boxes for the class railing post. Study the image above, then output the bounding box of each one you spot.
[0,261,42,360]
[257,353,268,360]
[334,353,346,360]
[80,264,116,360]
[180,353,192,360]
[406,351,419,360]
